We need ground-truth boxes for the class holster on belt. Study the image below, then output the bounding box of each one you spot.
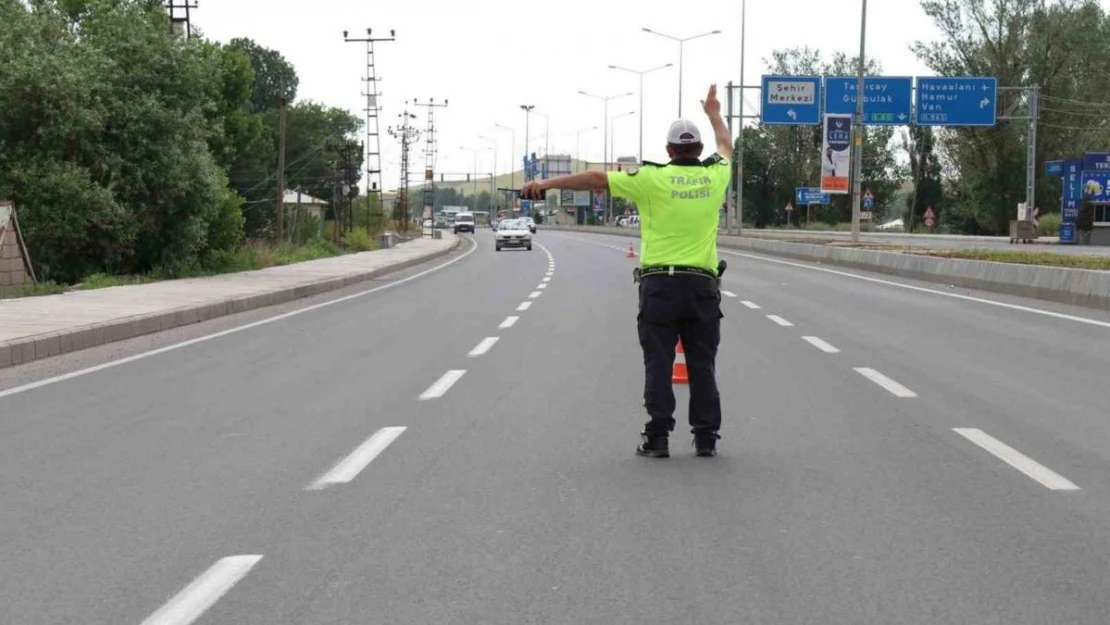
[632,267,642,284]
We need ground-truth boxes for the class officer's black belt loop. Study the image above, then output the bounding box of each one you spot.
[639,265,714,279]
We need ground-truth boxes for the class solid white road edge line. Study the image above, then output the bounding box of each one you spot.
[741,301,761,309]
[766,315,794,327]
[468,337,499,357]
[498,316,519,329]
[0,237,480,401]
[419,370,467,400]
[517,302,533,311]
[802,336,840,353]
[140,555,263,625]
[854,367,918,398]
[307,427,407,490]
[717,248,1110,329]
[953,427,1080,491]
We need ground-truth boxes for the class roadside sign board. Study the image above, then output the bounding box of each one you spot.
[761,75,822,125]
[1082,152,1110,172]
[1063,159,1082,222]
[824,76,913,125]
[795,187,830,205]
[914,77,998,127]
[1045,160,1064,177]
[1059,222,1076,244]
[863,189,874,209]
[860,211,873,221]
[1081,171,1110,202]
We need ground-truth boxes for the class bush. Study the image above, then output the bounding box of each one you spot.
[341,229,376,253]
[1037,212,1060,237]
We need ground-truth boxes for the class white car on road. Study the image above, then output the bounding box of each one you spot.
[495,219,533,252]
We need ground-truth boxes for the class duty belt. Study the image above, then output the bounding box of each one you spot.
[638,265,717,280]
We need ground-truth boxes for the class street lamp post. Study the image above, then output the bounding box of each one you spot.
[608,63,672,163]
[609,110,635,222]
[579,90,633,223]
[494,123,516,197]
[479,135,498,210]
[460,146,483,210]
[641,27,721,117]
[534,111,550,162]
[575,126,598,172]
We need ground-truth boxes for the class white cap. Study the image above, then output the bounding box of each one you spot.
[666,119,702,145]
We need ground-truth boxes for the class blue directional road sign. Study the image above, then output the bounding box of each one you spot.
[915,77,997,126]
[1059,222,1076,244]
[795,187,830,205]
[1045,160,1065,177]
[761,75,822,125]
[825,76,913,125]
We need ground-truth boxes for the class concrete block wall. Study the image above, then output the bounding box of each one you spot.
[0,226,31,289]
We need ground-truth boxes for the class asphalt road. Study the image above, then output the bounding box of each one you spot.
[3,228,1110,623]
[746,228,1110,255]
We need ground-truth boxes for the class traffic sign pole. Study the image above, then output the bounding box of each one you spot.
[850,0,868,244]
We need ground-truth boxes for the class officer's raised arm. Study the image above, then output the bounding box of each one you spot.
[520,171,608,200]
[701,84,732,160]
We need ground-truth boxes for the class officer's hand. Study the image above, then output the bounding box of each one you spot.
[702,84,721,117]
[520,181,546,200]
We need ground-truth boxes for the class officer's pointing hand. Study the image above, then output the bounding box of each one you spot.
[702,84,721,117]
[521,180,545,200]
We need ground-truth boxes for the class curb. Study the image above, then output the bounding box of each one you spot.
[548,226,1110,310]
[0,237,462,369]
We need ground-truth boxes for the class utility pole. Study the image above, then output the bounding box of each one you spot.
[163,0,198,37]
[416,99,448,236]
[388,103,421,231]
[344,28,395,234]
[521,105,535,185]
[849,0,868,244]
[276,81,287,243]
[609,63,672,163]
[579,91,633,224]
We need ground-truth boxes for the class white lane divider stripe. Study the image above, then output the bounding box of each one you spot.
[802,336,840,353]
[953,428,1080,491]
[537,283,547,289]
[419,370,466,400]
[766,315,794,327]
[468,337,499,357]
[307,427,407,490]
[498,316,519,329]
[140,555,263,625]
[517,301,532,311]
[741,301,761,310]
[854,367,917,398]
[542,277,551,282]
[528,291,542,299]
[721,290,737,298]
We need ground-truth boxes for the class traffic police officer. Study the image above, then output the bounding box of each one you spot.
[521,84,733,458]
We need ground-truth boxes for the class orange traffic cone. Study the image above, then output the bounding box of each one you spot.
[671,339,689,384]
[627,242,637,258]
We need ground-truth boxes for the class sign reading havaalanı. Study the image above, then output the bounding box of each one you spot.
[821,114,852,194]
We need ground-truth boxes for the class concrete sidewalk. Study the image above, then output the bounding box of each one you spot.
[0,233,460,368]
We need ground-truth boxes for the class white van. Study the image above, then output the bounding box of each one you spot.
[453,212,475,234]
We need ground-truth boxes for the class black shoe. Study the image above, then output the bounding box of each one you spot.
[693,434,718,457]
[635,432,670,458]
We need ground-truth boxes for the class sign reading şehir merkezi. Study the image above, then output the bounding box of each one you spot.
[760,75,822,125]
[824,76,913,125]
[914,77,997,127]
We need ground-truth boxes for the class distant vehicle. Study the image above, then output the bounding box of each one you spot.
[454,212,475,234]
[522,216,537,233]
[495,219,532,252]
[491,219,499,230]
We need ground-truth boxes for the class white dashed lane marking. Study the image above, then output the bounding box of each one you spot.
[140,555,263,625]
[741,301,761,310]
[953,428,1080,491]
[854,368,917,398]
[499,316,519,329]
[307,427,407,490]
[517,302,532,311]
[542,277,551,282]
[419,370,467,400]
[528,291,542,299]
[468,337,499,357]
[721,290,737,298]
[537,283,547,289]
[766,315,794,327]
[801,336,840,354]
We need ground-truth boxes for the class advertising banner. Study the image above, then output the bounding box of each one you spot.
[820,114,852,194]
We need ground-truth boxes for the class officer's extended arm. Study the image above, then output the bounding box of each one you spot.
[702,84,732,159]
[520,171,608,200]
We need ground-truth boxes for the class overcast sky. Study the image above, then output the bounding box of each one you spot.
[196,0,982,192]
